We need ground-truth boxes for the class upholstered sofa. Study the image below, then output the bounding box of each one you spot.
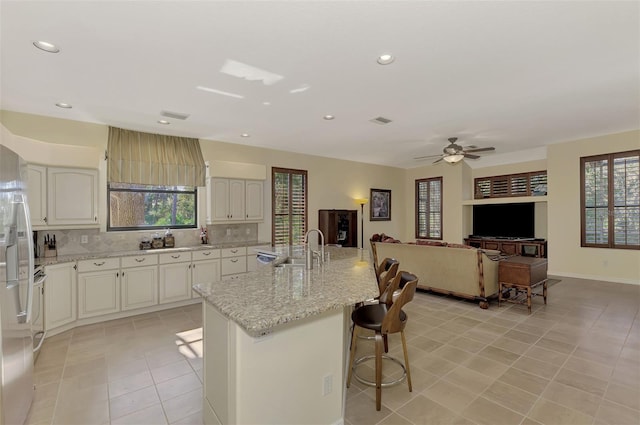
[372,240,500,308]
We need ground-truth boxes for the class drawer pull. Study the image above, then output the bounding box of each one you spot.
[171,254,181,259]
[230,259,238,263]
[202,251,211,256]
[93,261,105,266]
[135,258,146,263]
[231,249,238,253]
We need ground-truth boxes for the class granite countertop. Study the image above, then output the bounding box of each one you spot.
[35,240,272,266]
[192,246,379,337]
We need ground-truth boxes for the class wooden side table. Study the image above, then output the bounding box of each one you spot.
[498,257,548,314]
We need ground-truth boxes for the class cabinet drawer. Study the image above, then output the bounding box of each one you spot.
[221,247,247,258]
[121,254,158,268]
[159,252,192,264]
[77,257,119,273]
[193,249,221,261]
[221,256,247,275]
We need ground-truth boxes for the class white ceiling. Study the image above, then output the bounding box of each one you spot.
[1,1,638,169]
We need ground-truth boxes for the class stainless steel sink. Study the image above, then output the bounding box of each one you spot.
[274,257,306,267]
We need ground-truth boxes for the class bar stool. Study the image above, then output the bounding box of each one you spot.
[347,271,418,410]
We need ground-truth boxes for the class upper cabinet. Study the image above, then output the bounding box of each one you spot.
[206,177,263,223]
[27,165,99,229]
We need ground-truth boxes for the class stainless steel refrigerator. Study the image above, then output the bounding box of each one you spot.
[0,145,35,425]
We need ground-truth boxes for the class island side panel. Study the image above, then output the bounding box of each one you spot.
[203,302,347,425]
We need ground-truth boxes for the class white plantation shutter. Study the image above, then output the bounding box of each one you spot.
[415,177,442,239]
[272,168,307,246]
[582,150,639,249]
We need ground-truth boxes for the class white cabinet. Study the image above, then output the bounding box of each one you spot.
[27,165,99,228]
[191,249,221,298]
[221,247,247,276]
[159,252,193,304]
[77,258,120,319]
[27,164,47,227]
[121,254,158,311]
[207,178,263,223]
[47,167,99,226]
[245,180,264,221]
[44,262,77,331]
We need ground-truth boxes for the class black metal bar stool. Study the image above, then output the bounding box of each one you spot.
[346,271,418,411]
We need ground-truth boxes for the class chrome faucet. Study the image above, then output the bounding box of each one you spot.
[304,229,325,269]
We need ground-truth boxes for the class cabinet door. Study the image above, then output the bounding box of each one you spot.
[78,270,120,319]
[191,259,221,298]
[501,242,518,256]
[210,178,230,221]
[44,262,77,330]
[47,167,99,226]
[27,164,48,227]
[121,265,158,310]
[245,180,263,221]
[159,262,192,303]
[228,179,245,220]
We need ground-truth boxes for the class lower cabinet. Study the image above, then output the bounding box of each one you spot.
[159,259,193,304]
[221,247,247,277]
[121,254,159,311]
[77,258,120,319]
[191,249,221,298]
[44,262,77,330]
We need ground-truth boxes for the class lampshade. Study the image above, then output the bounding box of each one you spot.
[355,198,368,205]
[443,154,464,164]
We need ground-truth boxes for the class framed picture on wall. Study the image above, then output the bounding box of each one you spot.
[370,188,391,221]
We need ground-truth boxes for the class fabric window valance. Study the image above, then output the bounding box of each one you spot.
[107,126,205,187]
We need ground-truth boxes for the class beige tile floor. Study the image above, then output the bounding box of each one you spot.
[27,276,639,425]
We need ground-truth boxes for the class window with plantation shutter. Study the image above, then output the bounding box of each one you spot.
[272,167,307,247]
[474,171,547,199]
[415,177,442,239]
[581,150,639,249]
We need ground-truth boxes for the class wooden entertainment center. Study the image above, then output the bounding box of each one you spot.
[464,237,547,258]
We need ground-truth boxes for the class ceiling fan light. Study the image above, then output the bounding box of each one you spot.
[443,154,464,164]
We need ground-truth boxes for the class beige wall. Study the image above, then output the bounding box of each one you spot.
[547,130,640,284]
[2,111,638,284]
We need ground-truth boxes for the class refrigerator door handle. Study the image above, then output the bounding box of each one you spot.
[12,193,34,324]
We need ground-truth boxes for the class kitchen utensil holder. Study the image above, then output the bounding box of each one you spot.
[44,246,57,257]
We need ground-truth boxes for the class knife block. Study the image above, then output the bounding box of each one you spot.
[44,246,57,257]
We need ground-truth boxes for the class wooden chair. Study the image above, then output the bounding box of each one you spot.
[376,258,399,297]
[347,271,419,410]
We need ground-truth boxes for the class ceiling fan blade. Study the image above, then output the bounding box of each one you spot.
[463,147,495,153]
[414,154,443,160]
[463,153,480,159]
[432,157,444,164]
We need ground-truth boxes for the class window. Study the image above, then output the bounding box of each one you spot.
[108,183,197,231]
[272,167,307,246]
[581,150,639,249]
[474,171,547,199]
[415,177,442,239]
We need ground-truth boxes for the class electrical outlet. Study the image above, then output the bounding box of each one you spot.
[246,228,251,235]
[226,228,231,236]
[81,235,88,244]
[323,374,333,396]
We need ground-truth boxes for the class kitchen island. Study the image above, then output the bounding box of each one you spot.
[192,246,378,425]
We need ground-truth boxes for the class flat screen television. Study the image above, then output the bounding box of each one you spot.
[472,203,535,239]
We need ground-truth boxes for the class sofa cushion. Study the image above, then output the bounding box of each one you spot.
[415,239,447,247]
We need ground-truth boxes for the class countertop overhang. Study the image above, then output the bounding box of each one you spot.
[193,246,378,337]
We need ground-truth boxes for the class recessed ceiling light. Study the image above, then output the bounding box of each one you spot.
[33,41,60,53]
[157,120,170,125]
[377,54,394,65]
[241,133,250,138]
[323,115,335,120]
[55,102,72,109]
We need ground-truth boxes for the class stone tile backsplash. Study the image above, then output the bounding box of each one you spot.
[36,223,259,257]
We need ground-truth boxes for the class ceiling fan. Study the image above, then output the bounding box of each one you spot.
[414,137,496,164]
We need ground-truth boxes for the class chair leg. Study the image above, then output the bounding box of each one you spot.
[346,325,359,388]
[374,332,383,411]
[383,334,389,353]
[400,330,412,392]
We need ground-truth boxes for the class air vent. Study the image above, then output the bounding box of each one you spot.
[370,116,392,125]
[160,110,190,120]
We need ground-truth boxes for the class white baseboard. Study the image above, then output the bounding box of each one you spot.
[548,271,640,286]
